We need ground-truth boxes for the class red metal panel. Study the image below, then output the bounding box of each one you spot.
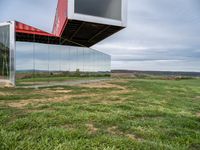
[15,21,56,37]
[52,0,68,37]
[15,0,68,39]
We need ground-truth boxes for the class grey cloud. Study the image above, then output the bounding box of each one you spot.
[93,0,200,71]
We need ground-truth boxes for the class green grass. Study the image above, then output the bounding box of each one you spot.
[16,76,110,86]
[0,77,200,150]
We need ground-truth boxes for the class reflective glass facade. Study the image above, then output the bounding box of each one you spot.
[0,21,111,86]
[16,42,111,85]
[0,25,10,80]
[0,22,15,85]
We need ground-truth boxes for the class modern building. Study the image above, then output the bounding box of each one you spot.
[0,0,127,85]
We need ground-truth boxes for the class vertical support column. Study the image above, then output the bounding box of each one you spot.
[47,36,50,84]
[0,21,16,86]
[9,21,16,85]
[33,34,35,84]
[59,38,61,72]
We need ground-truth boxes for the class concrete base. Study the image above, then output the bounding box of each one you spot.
[0,80,14,88]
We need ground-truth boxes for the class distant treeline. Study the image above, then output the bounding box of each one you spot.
[112,70,200,77]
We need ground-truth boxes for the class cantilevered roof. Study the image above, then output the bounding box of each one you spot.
[15,0,127,47]
[15,21,79,46]
[52,0,126,47]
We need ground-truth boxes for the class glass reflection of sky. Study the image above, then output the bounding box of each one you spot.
[16,42,111,72]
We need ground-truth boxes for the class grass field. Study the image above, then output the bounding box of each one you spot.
[0,77,200,150]
[16,76,110,87]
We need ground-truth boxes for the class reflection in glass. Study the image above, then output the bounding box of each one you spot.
[16,42,33,79]
[16,41,111,84]
[35,43,48,74]
[0,25,10,80]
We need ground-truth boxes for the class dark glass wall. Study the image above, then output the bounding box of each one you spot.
[75,0,122,20]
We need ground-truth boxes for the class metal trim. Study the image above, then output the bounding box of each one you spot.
[10,21,16,86]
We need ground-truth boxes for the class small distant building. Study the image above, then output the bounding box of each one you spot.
[0,0,127,85]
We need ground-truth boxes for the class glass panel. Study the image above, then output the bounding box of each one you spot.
[60,45,67,72]
[49,44,60,81]
[16,40,111,86]
[0,25,10,81]
[16,42,34,85]
[34,43,49,84]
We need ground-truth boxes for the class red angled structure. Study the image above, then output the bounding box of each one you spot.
[53,0,68,37]
[16,22,55,37]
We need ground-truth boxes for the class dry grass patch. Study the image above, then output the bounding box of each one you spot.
[6,89,99,109]
[107,126,119,135]
[86,123,98,134]
[7,100,33,108]
[0,91,12,96]
[61,124,76,131]
[26,108,55,113]
[107,126,143,141]
[36,88,71,94]
[195,96,200,99]
[46,87,72,93]
[126,134,143,141]
[7,95,72,108]
[78,81,126,90]
[6,88,72,108]
[196,113,200,118]
[5,80,132,109]
[53,90,72,94]
[78,81,132,96]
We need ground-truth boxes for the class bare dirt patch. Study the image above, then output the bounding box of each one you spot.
[86,123,98,134]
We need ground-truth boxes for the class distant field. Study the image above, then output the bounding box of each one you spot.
[0,77,200,150]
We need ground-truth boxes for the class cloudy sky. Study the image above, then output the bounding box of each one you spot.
[0,0,200,72]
